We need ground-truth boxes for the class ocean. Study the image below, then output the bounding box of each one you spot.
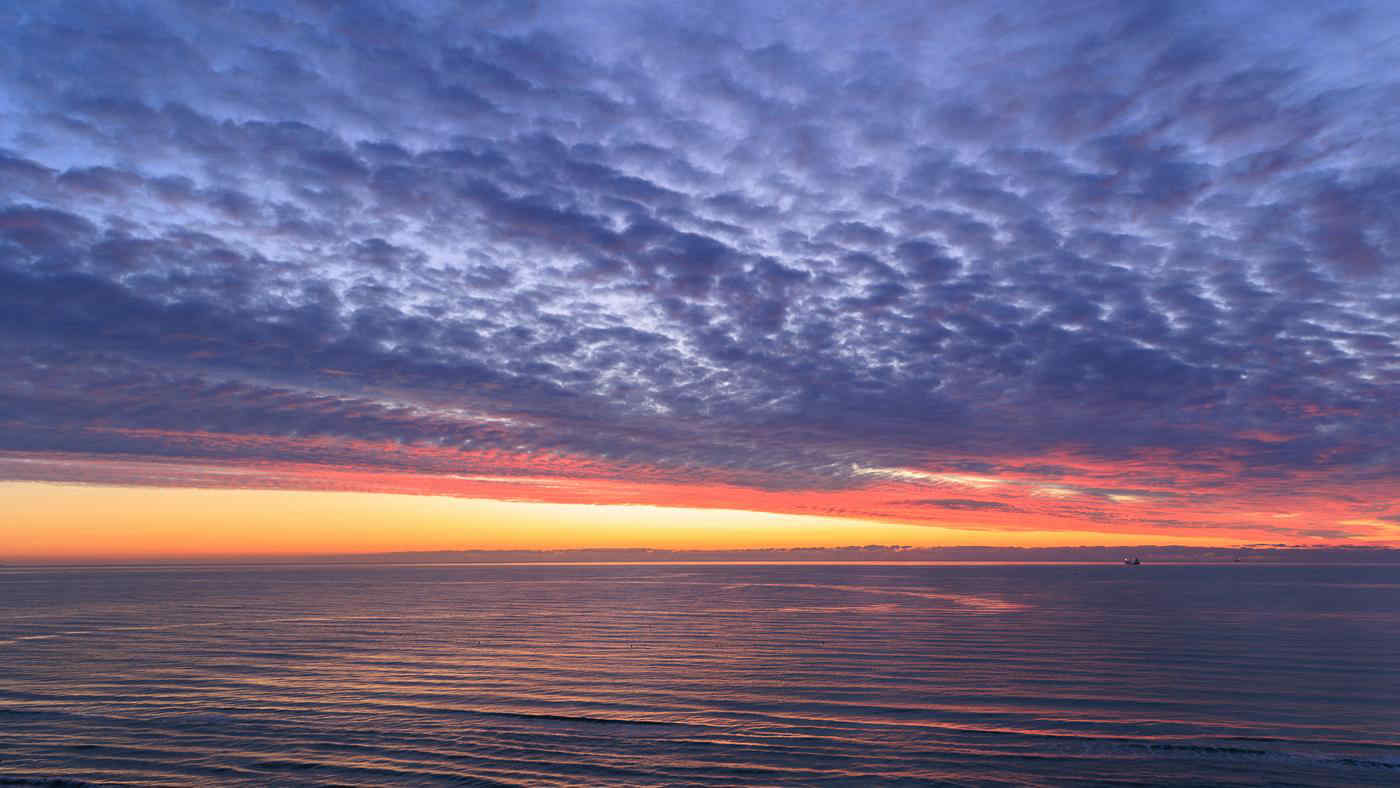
[1,562,1396,786]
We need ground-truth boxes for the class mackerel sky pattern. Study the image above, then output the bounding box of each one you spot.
[2,1,1398,541]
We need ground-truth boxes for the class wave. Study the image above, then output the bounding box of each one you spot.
[3,563,1395,786]
[1137,741,1400,770]
[468,710,687,727]
[720,582,1028,611]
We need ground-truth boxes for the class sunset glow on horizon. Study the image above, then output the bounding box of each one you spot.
[5,452,1393,560]
[3,2,1398,558]
[6,479,1257,561]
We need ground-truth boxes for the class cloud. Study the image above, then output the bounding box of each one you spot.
[1,0,1397,544]
[893,499,1026,513]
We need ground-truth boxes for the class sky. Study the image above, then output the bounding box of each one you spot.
[2,0,1399,557]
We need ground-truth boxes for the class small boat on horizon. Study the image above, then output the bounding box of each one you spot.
[1122,557,1141,565]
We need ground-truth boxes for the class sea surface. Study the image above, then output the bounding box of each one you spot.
[1,562,1397,786]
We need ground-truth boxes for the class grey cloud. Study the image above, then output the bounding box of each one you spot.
[0,0,1397,521]
[894,499,1026,513]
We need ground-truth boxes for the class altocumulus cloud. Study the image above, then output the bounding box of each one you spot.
[1,1,1398,541]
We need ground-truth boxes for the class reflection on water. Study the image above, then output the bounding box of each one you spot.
[1,563,1397,785]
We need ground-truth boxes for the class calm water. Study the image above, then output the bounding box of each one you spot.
[1,563,1397,786]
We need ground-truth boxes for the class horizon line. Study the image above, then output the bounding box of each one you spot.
[6,543,1399,566]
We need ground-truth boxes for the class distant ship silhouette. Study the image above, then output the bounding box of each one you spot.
[1122,557,1141,565]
